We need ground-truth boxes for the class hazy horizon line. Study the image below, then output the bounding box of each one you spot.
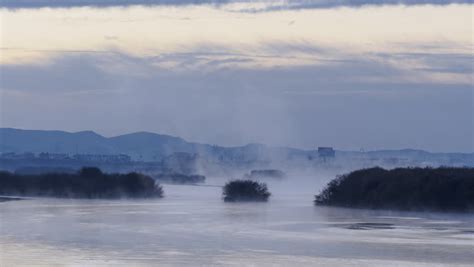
[1,127,472,154]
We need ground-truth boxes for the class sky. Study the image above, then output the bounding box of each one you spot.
[0,0,473,152]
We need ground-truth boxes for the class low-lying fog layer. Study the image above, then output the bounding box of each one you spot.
[1,174,473,266]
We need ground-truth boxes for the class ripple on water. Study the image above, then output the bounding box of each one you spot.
[343,222,395,230]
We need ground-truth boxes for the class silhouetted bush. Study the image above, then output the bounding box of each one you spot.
[153,173,205,184]
[15,166,76,175]
[315,167,474,212]
[244,169,286,179]
[223,179,270,202]
[0,167,163,199]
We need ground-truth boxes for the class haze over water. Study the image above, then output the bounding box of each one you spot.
[1,176,473,266]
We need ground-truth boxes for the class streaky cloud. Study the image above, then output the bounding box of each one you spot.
[0,0,471,9]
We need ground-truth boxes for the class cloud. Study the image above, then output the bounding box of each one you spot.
[0,0,471,9]
[1,52,472,152]
[0,56,118,93]
[2,44,472,96]
[1,4,471,67]
[390,52,474,74]
[0,3,472,152]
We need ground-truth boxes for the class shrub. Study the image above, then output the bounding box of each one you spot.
[153,173,205,184]
[223,179,270,202]
[0,167,163,199]
[315,167,474,212]
[245,169,286,179]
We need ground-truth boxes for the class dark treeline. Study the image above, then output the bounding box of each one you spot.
[153,173,205,184]
[223,180,270,202]
[244,169,286,179]
[0,167,163,198]
[15,166,77,175]
[315,167,474,212]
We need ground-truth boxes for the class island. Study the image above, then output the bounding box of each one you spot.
[0,167,163,199]
[244,169,286,179]
[223,179,271,202]
[315,167,474,212]
[153,173,206,184]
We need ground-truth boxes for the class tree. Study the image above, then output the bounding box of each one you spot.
[223,179,271,202]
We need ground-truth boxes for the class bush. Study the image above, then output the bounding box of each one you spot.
[153,173,205,184]
[0,167,163,199]
[245,169,286,179]
[223,179,270,202]
[315,167,474,212]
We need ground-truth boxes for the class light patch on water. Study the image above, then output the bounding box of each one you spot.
[1,238,472,267]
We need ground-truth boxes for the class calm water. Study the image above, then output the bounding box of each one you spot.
[1,178,473,266]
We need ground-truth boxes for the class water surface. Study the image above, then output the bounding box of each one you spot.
[1,179,473,266]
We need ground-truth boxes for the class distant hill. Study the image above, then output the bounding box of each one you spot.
[0,128,473,166]
[0,128,282,162]
[0,128,111,154]
[0,128,207,160]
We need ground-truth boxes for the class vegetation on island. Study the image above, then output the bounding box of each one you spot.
[315,167,474,212]
[0,167,163,199]
[244,169,286,179]
[153,173,205,184]
[15,166,76,175]
[223,180,271,202]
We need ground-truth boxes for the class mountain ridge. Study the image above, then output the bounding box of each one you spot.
[0,128,472,162]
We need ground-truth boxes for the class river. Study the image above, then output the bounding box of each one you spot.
[1,177,473,266]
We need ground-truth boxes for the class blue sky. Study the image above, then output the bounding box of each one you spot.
[0,1,472,152]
